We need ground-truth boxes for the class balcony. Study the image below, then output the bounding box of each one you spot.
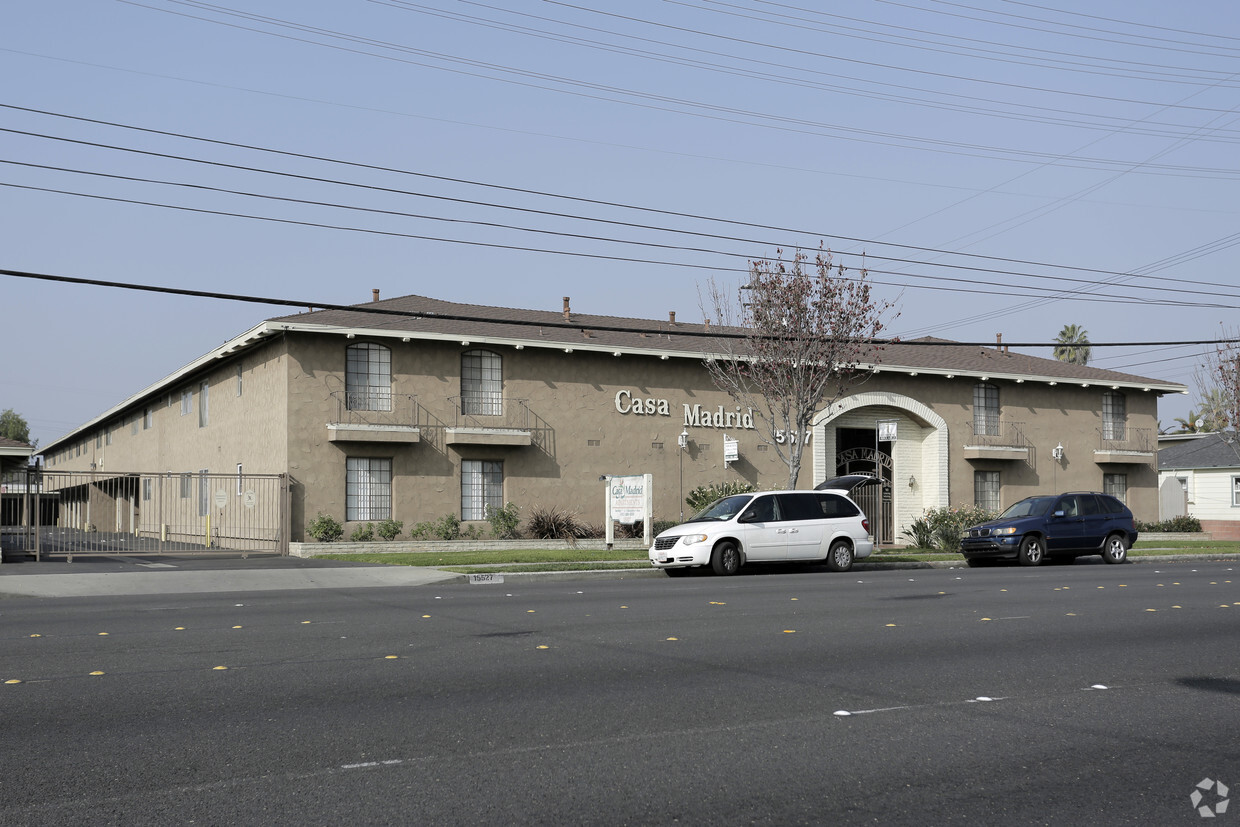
[326,391,422,444]
[963,418,1030,461]
[445,396,548,449]
[1094,426,1154,464]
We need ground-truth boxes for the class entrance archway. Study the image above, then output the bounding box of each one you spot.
[812,391,950,543]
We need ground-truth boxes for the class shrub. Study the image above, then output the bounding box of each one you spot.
[901,505,998,553]
[432,513,461,540]
[408,521,434,540]
[526,505,592,542]
[685,481,757,514]
[1135,515,1202,533]
[307,513,344,542]
[350,522,375,542]
[376,519,403,541]
[486,502,522,539]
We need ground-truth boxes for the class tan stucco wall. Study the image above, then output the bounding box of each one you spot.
[42,331,1167,540]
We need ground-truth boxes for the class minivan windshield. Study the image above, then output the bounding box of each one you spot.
[998,497,1056,519]
[687,494,754,523]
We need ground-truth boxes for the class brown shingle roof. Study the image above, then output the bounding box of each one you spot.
[270,294,1178,390]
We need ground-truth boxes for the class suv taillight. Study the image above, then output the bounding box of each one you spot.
[862,518,870,533]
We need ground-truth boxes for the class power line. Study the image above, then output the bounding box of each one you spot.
[7,104,1238,292]
[2,266,1237,349]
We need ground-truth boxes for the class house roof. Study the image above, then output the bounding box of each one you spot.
[1158,432,1240,470]
[270,293,1184,390]
[40,292,1187,453]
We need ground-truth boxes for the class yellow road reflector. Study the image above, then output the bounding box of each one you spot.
[232,625,243,629]
[213,666,228,671]
[783,629,796,634]
[536,645,550,650]
[666,637,679,641]
[29,634,41,638]
[90,671,104,676]
[98,632,109,636]
[5,679,21,685]
[384,655,398,660]
[422,615,431,618]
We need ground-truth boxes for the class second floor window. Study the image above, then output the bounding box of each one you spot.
[461,350,502,416]
[973,383,999,436]
[346,343,392,411]
[1103,391,1126,441]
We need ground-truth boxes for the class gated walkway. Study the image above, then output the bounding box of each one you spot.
[3,469,289,560]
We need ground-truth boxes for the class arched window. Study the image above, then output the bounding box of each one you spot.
[461,350,503,415]
[1103,391,1126,441]
[346,343,391,411]
[973,383,999,436]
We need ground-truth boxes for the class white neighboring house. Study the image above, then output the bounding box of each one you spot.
[1157,432,1240,540]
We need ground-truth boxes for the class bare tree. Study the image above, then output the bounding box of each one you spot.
[1194,329,1240,440]
[701,248,896,490]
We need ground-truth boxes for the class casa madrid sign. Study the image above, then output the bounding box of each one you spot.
[614,389,755,431]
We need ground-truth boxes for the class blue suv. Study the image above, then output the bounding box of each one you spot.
[960,492,1137,567]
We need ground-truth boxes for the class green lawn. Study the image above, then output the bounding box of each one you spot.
[313,540,1240,573]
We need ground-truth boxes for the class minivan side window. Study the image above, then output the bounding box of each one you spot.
[776,493,821,521]
[817,493,860,518]
[743,495,780,523]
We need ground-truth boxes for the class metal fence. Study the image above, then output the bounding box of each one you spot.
[2,468,288,561]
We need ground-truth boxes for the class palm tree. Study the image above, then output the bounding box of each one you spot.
[1053,323,1091,365]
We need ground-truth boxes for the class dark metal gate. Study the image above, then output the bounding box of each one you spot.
[4,468,289,561]
[836,447,894,544]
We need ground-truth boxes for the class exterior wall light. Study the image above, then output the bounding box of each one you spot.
[1052,443,1065,461]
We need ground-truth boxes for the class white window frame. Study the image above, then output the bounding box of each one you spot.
[1103,473,1128,503]
[461,350,503,416]
[346,457,392,521]
[143,407,152,430]
[973,383,1000,437]
[199,381,209,428]
[1103,391,1126,441]
[346,343,392,412]
[974,470,1000,512]
[461,460,503,521]
[181,388,193,416]
[1232,475,1240,508]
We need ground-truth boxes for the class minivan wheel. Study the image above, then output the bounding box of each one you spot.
[1018,536,1044,566]
[711,541,742,576]
[1102,534,1128,564]
[826,540,854,572]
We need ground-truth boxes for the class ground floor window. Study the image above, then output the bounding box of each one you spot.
[347,457,392,521]
[462,460,503,521]
[1103,473,1128,503]
[1233,476,1240,508]
[974,470,1000,512]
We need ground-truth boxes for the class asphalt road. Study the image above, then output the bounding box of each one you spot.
[2,561,1238,825]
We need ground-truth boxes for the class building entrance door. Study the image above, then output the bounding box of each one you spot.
[836,445,894,544]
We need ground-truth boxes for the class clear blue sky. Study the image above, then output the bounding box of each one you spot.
[5,0,1239,446]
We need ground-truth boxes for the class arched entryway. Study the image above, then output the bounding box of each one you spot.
[813,392,949,544]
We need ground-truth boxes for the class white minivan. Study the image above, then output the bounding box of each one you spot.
[648,477,876,576]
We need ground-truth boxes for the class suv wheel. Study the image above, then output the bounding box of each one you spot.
[1101,534,1128,564]
[1018,536,1044,566]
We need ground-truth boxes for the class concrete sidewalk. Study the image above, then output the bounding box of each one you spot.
[0,565,464,598]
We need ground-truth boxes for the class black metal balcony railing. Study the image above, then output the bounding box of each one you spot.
[331,391,423,429]
[967,418,1030,450]
[448,396,553,453]
[449,395,530,430]
[1098,426,1152,453]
